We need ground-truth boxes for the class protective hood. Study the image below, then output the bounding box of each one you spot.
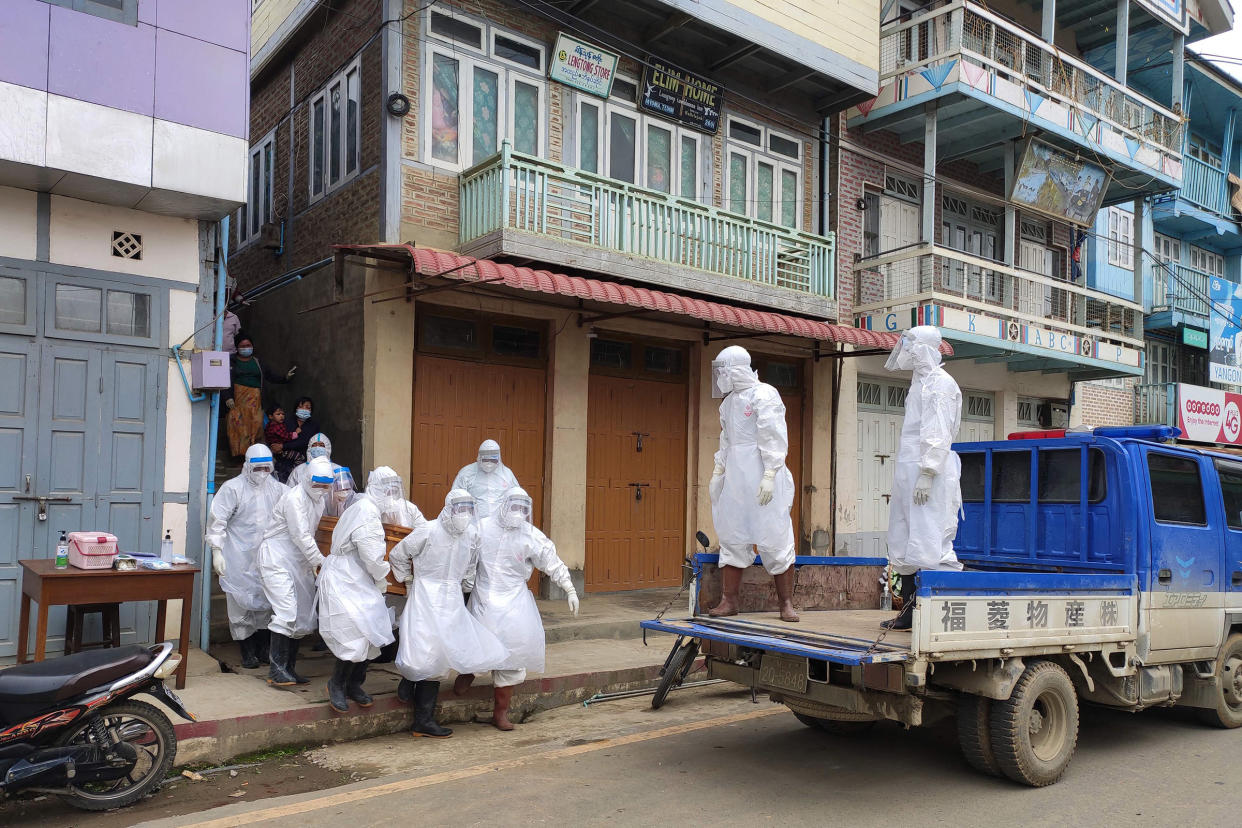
[303,457,335,501]
[884,326,943,374]
[476,439,502,473]
[441,488,476,536]
[307,432,332,461]
[367,466,405,518]
[497,486,533,530]
[243,444,275,486]
[711,345,758,398]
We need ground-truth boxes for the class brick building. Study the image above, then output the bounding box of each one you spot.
[232,0,886,595]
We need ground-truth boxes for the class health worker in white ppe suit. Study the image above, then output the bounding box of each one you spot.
[318,467,402,713]
[372,487,428,666]
[707,345,799,623]
[880,326,963,631]
[456,487,578,731]
[323,466,359,518]
[451,439,519,519]
[259,456,334,686]
[287,433,332,489]
[205,444,285,668]
[391,490,508,738]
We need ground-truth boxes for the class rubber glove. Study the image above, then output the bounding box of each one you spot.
[286,365,297,379]
[757,469,776,506]
[211,547,226,577]
[566,589,580,617]
[225,398,235,410]
[913,469,936,506]
[709,463,725,501]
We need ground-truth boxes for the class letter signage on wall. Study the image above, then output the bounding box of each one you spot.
[639,60,722,134]
[1177,383,1242,445]
[548,32,618,99]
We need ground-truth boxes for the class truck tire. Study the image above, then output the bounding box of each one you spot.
[1198,632,1242,728]
[957,694,1001,777]
[989,660,1079,787]
[792,711,876,736]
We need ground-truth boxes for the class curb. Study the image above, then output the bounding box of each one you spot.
[173,659,702,765]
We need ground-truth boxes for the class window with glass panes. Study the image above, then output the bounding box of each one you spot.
[574,78,703,200]
[724,116,801,229]
[1190,245,1224,279]
[423,10,545,171]
[1151,233,1180,309]
[239,131,275,245]
[1107,207,1133,268]
[309,60,361,199]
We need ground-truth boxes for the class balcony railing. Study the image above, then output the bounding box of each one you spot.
[459,144,834,298]
[1150,262,1210,320]
[879,1,1182,154]
[1179,156,1230,216]
[1134,382,1176,427]
[854,244,1145,348]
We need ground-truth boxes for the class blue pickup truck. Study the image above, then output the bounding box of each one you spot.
[642,426,1242,786]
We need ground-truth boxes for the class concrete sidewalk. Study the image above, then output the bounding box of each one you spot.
[167,588,691,765]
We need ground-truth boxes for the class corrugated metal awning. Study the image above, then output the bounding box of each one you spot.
[333,244,952,355]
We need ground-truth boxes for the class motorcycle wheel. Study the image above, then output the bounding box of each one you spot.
[54,699,177,811]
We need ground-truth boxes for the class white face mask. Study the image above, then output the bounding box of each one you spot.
[450,512,472,533]
[334,490,350,504]
[479,458,499,473]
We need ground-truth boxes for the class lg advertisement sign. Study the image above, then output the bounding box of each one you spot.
[1178,383,1242,445]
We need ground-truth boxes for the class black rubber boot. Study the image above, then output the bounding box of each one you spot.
[266,632,298,687]
[287,637,310,685]
[327,659,352,713]
[375,637,399,664]
[239,634,259,669]
[346,661,374,708]
[881,574,917,631]
[397,678,415,705]
[411,681,452,738]
[254,629,270,665]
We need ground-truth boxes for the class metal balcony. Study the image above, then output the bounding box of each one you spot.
[458,144,835,316]
[1150,263,1210,322]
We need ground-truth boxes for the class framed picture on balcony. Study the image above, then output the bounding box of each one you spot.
[1009,140,1111,227]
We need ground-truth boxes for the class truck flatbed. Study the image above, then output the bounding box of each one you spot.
[642,609,911,665]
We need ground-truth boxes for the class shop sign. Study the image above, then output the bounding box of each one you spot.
[1183,327,1208,349]
[1177,383,1242,445]
[548,32,618,99]
[639,60,722,134]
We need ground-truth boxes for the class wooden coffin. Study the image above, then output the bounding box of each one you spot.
[315,515,411,595]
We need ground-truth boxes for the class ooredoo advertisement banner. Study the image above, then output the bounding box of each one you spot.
[1177,383,1242,445]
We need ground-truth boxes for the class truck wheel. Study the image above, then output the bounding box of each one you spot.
[957,694,1000,777]
[792,711,876,736]
[989,660,1079,787]
[1198,632,1242,728]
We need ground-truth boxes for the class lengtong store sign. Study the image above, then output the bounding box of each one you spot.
[640,60,722,134]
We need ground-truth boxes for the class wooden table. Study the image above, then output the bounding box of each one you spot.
[17,559,199,689]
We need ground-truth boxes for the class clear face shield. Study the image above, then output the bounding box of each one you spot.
[884,333,913,373]
[371,476,406,520]
[331,468,356,507]
[246,455,274,484]
[309,474,333,500]
[504,495,533,526]
[477,452,501,473]
[710,362,732,399]
[448,499,475,532]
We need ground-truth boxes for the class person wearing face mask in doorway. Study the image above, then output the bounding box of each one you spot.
[390,490,508,737]
[280,397,321,468]
[224,334,295,458]
[205,444,286,668]
[287,432,332,490]
[258,456,334,687]
[879,326,963,631]
[451,439,519,520]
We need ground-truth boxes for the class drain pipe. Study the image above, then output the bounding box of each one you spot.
[200,216,229,652]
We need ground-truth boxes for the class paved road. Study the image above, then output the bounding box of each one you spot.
[132,683,1241,827]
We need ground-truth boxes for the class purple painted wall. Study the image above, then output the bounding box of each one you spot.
[0,0,249,139]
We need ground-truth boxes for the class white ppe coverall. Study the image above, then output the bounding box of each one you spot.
[470,488,576,687]
[259,456,333,638]
[391,490,508,681]
[380,498,427,625]
[317,468,401,662]
[287,433,332,489]
[709,346,796,575]
[884,326,964,576]
[451,439,519,519]
[205,444,284,639]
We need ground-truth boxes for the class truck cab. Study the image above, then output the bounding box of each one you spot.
[642,426,1242,787]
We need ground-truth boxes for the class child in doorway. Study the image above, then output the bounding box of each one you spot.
[264,404,301,482]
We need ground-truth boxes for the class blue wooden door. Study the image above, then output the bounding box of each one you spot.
[0,339,39,657]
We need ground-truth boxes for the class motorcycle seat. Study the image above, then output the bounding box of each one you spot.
[0,646,152,703]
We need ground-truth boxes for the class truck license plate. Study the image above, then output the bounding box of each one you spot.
[759,654,808,694]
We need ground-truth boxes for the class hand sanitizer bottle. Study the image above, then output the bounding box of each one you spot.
[161,530,175,563]
[55,531,70,570]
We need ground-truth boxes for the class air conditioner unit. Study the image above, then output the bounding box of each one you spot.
[260,222,282,250]
[1037,402,1070,429]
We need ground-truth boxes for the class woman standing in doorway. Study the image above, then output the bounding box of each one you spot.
[225,333,296,458]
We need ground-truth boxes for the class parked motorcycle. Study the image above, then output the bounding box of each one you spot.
[0,641,193,811]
